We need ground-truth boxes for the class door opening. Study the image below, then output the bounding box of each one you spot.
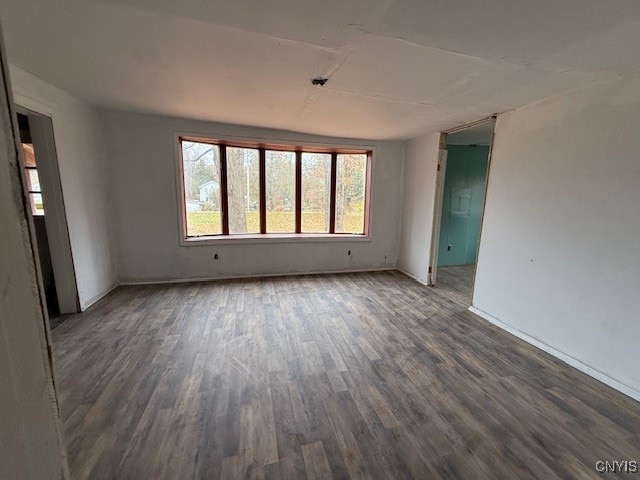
[428,118,495,306]
[17,110,79,327]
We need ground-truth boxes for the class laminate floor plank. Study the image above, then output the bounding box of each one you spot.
[52,271,640,479]
[436,264,475,305]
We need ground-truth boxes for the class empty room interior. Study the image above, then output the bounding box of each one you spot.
[1,1,639,479]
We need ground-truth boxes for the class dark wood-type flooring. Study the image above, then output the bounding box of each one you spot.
[435,265,475,305]
[52,271,640,479]
[49,312,76,331]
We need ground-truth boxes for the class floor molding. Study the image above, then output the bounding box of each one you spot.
[468,306,640,403]
[397,268,429,286]
[80,281,119,311]
[119,267,397,286]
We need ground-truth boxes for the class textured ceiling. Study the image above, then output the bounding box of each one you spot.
[2,0,640,140]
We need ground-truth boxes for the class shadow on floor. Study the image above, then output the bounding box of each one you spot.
[49,313,75,331]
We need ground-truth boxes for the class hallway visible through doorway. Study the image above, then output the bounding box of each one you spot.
[431,120,493,305]
[17,110,79,328]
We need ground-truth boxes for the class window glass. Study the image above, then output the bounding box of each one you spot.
[335,154,367,234]
[22,143,42,215]
[22,143,36,167]
[30,193,44,216]
[301,153,331,233]
[182,141,222,236]
[265,150,296,233]
[226,147,260,234]
[180,139,370,239]
[26,169,41,192]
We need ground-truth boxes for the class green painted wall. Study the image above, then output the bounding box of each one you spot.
[437,145,489,267]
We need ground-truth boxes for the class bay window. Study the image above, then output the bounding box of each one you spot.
[178,137,371,240]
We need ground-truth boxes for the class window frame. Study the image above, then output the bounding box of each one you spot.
[22,144,45,216]
[175,133,374,245]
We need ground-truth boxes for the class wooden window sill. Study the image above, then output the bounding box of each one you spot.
[180,233,371,246]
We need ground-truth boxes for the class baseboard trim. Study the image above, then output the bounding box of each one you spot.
[80,281,119,311]
[119,267,396,286]
[397,269,429,286]
[468,306,640,403]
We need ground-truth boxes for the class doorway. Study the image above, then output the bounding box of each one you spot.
[17,110,79,327]
[429,118,494,305]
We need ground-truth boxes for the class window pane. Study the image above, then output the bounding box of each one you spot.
[265,150,295,233]
[30,193,44,216]
[182,141,222,236]
[335,154,367,234]
[22,143,36,167]
[301,153,331,233]
[227,147,260,234]
[26,168,41,192]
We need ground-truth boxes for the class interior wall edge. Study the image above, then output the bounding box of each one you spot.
[394,142,408,269]
[9,64,118,308]
[396,131,441,284]
[0,41,69,478]
[396,268,430,286]
[79,280,119,312]
[469,306,640,403]
[472,73,640,397]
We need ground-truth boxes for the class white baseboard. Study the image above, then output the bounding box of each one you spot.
[80,281,118,311]
[468,306,640,403]
[397,268,429,286]
[119,267,396,286]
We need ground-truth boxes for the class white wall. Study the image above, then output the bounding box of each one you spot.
[397,132,441,284]
[1,47,67,479]
[102,112,403,283]
[10,65,117,310]
[473,75,640,399]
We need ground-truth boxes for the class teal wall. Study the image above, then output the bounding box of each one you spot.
[437,145,489,267]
